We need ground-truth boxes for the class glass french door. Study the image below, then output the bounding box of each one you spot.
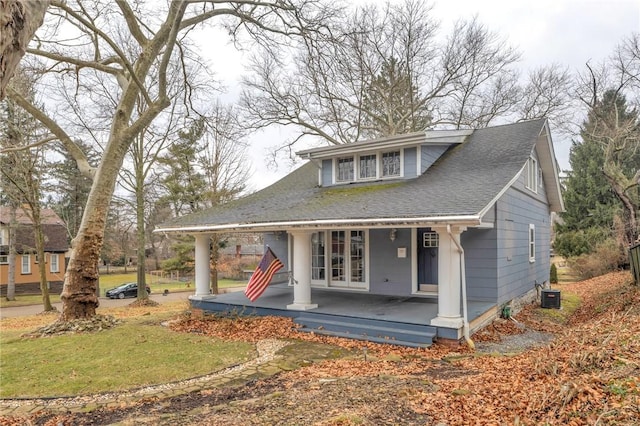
[328,230,367,289]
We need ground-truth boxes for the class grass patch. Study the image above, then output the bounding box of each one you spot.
[537,290,580,324]
[100,273,244,296]
[0,305,254,398]
[0,294,62,308]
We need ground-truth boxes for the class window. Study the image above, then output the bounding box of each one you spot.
[526,157,538,192]
[336,157,354,182]
[350,230,365,282]
[50,253,60,273]
[529,224,535,263]
[382,151,401,177]
[0,255,7,264]
[331,230,346,281]
[359,154,377,179]
[423,231,439,248]
[311,232,326,281]
[0,228,5,245]
[21,254,31,274]
[332,150,404,183]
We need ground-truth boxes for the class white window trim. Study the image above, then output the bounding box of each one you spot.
[332,149,405,184]
[529,224,536,263]
[50,253,60,273]
[310,229,369,290]
[21,254,31,274]
[0,255,8,264]
[0,228,6,245]
[526,157,538,193]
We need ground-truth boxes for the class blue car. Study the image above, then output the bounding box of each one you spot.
[105,282,151,299]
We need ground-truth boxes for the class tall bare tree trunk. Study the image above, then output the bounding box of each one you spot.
[0,0,49,99]
[6,204,17,301]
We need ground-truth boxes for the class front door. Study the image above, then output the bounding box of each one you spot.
[418,228,438,292]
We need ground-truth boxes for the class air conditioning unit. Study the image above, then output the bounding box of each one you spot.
[541,289,561,309]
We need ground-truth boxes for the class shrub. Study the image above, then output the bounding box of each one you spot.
[567,238,627,280]
[550,263,558,284]
[553,227,610,258]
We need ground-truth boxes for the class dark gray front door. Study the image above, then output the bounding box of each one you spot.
[418,228,438,289]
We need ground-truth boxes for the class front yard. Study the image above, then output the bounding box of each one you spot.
[0,271,638,425]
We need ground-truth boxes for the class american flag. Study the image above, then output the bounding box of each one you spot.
[244,247,284,302]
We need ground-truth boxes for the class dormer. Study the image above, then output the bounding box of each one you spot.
[297,129,473,187]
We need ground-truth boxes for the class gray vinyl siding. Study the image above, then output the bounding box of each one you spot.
[263,232,290,283]
[496,180,551,305]
[322,159,332,185]
[368,228,413,296]
[462,228,498,302]
[404,147,417,178]
[420,145,450,174]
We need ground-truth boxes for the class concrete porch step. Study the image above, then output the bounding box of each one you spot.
[294,314,436,347]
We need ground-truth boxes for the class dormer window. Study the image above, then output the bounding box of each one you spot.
[336,157,354,182]
[334,150,404,184]
[359,154,377,179]
[382,151,401,177]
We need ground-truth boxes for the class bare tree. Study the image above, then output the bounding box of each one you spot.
[575,33,640,245]
[242,0,573,161]
[0,0,49,99]
[0,70,55,310]
[5,0,332,321]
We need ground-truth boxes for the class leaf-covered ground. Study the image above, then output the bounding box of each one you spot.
[3,271,639,425]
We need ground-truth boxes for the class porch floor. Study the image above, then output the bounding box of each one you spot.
[191,283,495,328]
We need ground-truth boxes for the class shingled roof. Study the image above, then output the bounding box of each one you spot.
[157,119,562,233]
[0,207,69,253]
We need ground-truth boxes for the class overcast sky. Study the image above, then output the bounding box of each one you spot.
[198,0,640,192]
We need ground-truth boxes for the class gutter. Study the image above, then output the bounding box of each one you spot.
[155,215,482,234]
[447,224,475,350]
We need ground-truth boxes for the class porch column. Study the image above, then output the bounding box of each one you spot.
[430,226,464,329]
[287,230,318,310]
[192,233,214,299]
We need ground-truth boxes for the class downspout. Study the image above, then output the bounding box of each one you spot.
[447,224,475,350]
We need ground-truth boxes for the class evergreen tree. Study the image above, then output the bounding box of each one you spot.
[556,90,640,256]
[361,57,432,139]
[49,140,97,240]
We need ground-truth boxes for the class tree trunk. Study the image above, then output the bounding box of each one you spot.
[603,170,639,245]
[6,204,17,301]
[30,204,53,311]
[0,0,49,99]
[136,159,147,301]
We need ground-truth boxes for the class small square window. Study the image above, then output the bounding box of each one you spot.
[0,255,8,264]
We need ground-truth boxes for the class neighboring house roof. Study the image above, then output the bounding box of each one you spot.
[0,207,69,253]
[157,119,563,233]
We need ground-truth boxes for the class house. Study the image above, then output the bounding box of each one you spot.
[0,207,69,295]
[156,119,564,346]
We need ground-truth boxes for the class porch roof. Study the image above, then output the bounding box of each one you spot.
[157,119,559,234]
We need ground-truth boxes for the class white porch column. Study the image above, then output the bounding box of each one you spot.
[287,230,318,310]
[430,227,464,329]
[192,233,214,299]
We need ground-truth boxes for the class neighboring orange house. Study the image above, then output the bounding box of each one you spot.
[0,207,69,295]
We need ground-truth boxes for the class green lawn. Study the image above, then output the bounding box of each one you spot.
[1,274,247,307]
[0,313,254,398]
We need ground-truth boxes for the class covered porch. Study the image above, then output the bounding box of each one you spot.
[190,283,496,345]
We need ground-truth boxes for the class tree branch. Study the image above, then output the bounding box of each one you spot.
[6,86,96,180]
